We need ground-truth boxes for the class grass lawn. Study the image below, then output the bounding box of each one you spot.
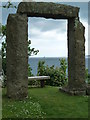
[2,86,88,119]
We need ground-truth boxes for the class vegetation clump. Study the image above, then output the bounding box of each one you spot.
[37,58,68,87]
[2,86,88,118]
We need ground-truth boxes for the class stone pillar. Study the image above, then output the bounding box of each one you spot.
[6,14,28,99]
[67,17,86,95]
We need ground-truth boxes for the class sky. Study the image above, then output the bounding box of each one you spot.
[28,0,89,1]
[0,1,89,57]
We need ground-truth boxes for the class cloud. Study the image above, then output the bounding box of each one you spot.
[28,17,67,33]
[2,0,24,1]
[0,1,88,57]
[29,16,88,57]
[28,17,67,38]
[28,18,68,57]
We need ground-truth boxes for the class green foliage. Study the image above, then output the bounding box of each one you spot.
[1,25,7,75]
[2,25,6,37]
[85,69,88,80]
[2,86,88,118]
[0,23,2,35]
[2,1,17,9]
[60,58,67,73]
[29,86,88,118]
[1,2,39,76]
[0,25,6,41]
[37,61,45,75]
[0,14,39,76]
[85,69,90,84]
[2,58,6,75]
[28,80,40,88]
[88,74,90,84]
[2,41,6,59]
[1,32,7,75]
[1,39,39,76]
[28,40,39,56]
[37,58,68,87]
[2,88,45,118]
[0,2,16,75]
[28,64,33,77]
[0,49,1,55]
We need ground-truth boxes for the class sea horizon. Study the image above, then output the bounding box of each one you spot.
[29,55,90,58]
[28,57,90,75]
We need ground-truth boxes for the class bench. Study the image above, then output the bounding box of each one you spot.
[28,76,50,88]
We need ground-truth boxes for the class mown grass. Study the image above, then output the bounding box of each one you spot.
[2,86,88,119]
[2,88,45,119]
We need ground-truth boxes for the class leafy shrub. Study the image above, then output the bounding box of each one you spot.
[37,58,68,87]
[28,80,40,88]
[28,64,33,77]
[85,69,90,84]
[37,61,46,76]
[88,74,90,84]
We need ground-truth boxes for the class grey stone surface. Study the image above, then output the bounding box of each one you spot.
[6,2,86,99]
[59,86,86,96]
[17,2,79,19]
[6,14,28,99]
[67,17,86,94]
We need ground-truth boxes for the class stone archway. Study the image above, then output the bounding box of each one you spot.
[6,2,86,99]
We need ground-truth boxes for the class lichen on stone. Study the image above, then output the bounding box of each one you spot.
[74,17,79,28]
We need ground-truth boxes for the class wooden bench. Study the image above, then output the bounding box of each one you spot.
[28,76,50,88]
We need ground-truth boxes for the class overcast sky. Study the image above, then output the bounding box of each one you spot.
[1,2,89,57]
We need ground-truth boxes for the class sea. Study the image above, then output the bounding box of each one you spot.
[28,57,90,75]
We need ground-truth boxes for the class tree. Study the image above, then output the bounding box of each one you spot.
[1,2,39,76]
[37,59,68,87]
[2,1,17,9]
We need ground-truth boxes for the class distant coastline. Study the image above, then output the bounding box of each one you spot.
[29,57,67,59]
[28,57,89,75]
[29,55,90,58]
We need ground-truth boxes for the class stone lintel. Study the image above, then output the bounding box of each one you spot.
[17,2,79,19]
